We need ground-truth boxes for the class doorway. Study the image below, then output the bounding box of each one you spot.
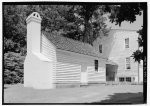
[106,64,118,81]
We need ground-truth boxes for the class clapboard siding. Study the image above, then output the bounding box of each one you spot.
[56,50,81,83]
[87,66,106,82]
[41,34,56,81]
[41,34,56,61]
[56,61,81,83]
[41,35,107,84]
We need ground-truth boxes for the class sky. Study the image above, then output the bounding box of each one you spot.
[105,12,143,31]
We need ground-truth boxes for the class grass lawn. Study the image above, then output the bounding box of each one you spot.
[4,84,144,104]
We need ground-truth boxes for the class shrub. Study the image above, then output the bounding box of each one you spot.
[4,52,25,84]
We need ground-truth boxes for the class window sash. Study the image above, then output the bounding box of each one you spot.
[99,45,102,53]
[125,38,129,48]
[119,77,132,82]
[126,77,131,82]
[126,57,131,69]
[126,64,131,69]
[119,77,124,82]
[95,60,98,71]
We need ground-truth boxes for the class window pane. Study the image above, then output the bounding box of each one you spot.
[125,38,129,48]
[126,64,131,69]
[126,77,131,82]
[99,45,102,53]
[126,57,131,69]
[95,60,98,71]
[119,77,124,82]
[126,44,129,48]
[126,58,130,62]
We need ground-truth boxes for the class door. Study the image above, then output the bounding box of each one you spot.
[106,64,117,81]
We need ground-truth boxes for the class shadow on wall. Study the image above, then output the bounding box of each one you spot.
[104,30,118,58]
[90,92,143,104]
[93,30,117,59]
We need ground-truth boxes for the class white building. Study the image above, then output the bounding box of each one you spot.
[93,29,143,83]
[24,12,143,89]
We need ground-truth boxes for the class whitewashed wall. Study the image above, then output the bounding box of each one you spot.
[40,34,107,85]
[87,66,106,83]
[24,52,54,89]
[41,34,56,61]
[55,49,106,84]
[24,12,55,89]
[41,34,57,82]
[93,29,141,83]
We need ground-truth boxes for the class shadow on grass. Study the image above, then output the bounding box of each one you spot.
[90,92,144,104]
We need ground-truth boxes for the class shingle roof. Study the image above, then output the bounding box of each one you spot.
[43,31,101,58]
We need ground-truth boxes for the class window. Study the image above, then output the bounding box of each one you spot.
[119,77,125,82]
[126,77,131,82]
[126,57,131,69]
[119,77,132,82]
[95,60,98,71]
[99,45,102,53]
[125,38,129,48]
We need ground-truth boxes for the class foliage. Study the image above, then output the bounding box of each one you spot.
[4,52,25,84]
[68,5,109,44]
[132,27,144,63]
[106,4,142,26]
[61,4,143,44]
[132,49,143,63]
[137,27,144,47]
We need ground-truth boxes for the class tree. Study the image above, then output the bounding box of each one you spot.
[132,27,143,63]
[3,5,27,53]
[62,4,143,44]
[58,5,110,44]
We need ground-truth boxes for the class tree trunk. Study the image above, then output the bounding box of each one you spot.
[83,18,89,43]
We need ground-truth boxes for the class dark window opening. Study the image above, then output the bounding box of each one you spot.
[126,77,131,82]
[95,60,98,71]
[119,77,124,82]
[99,45,102,53]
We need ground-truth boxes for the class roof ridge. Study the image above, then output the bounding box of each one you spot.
[43,30,94,47]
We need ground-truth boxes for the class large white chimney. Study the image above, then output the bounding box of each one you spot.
[24,12,55,89]
[26,12,42,53]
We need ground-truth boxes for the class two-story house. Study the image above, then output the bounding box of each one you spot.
[93,29,143,84]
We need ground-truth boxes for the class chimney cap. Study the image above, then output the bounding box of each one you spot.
[26,12,42,24]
